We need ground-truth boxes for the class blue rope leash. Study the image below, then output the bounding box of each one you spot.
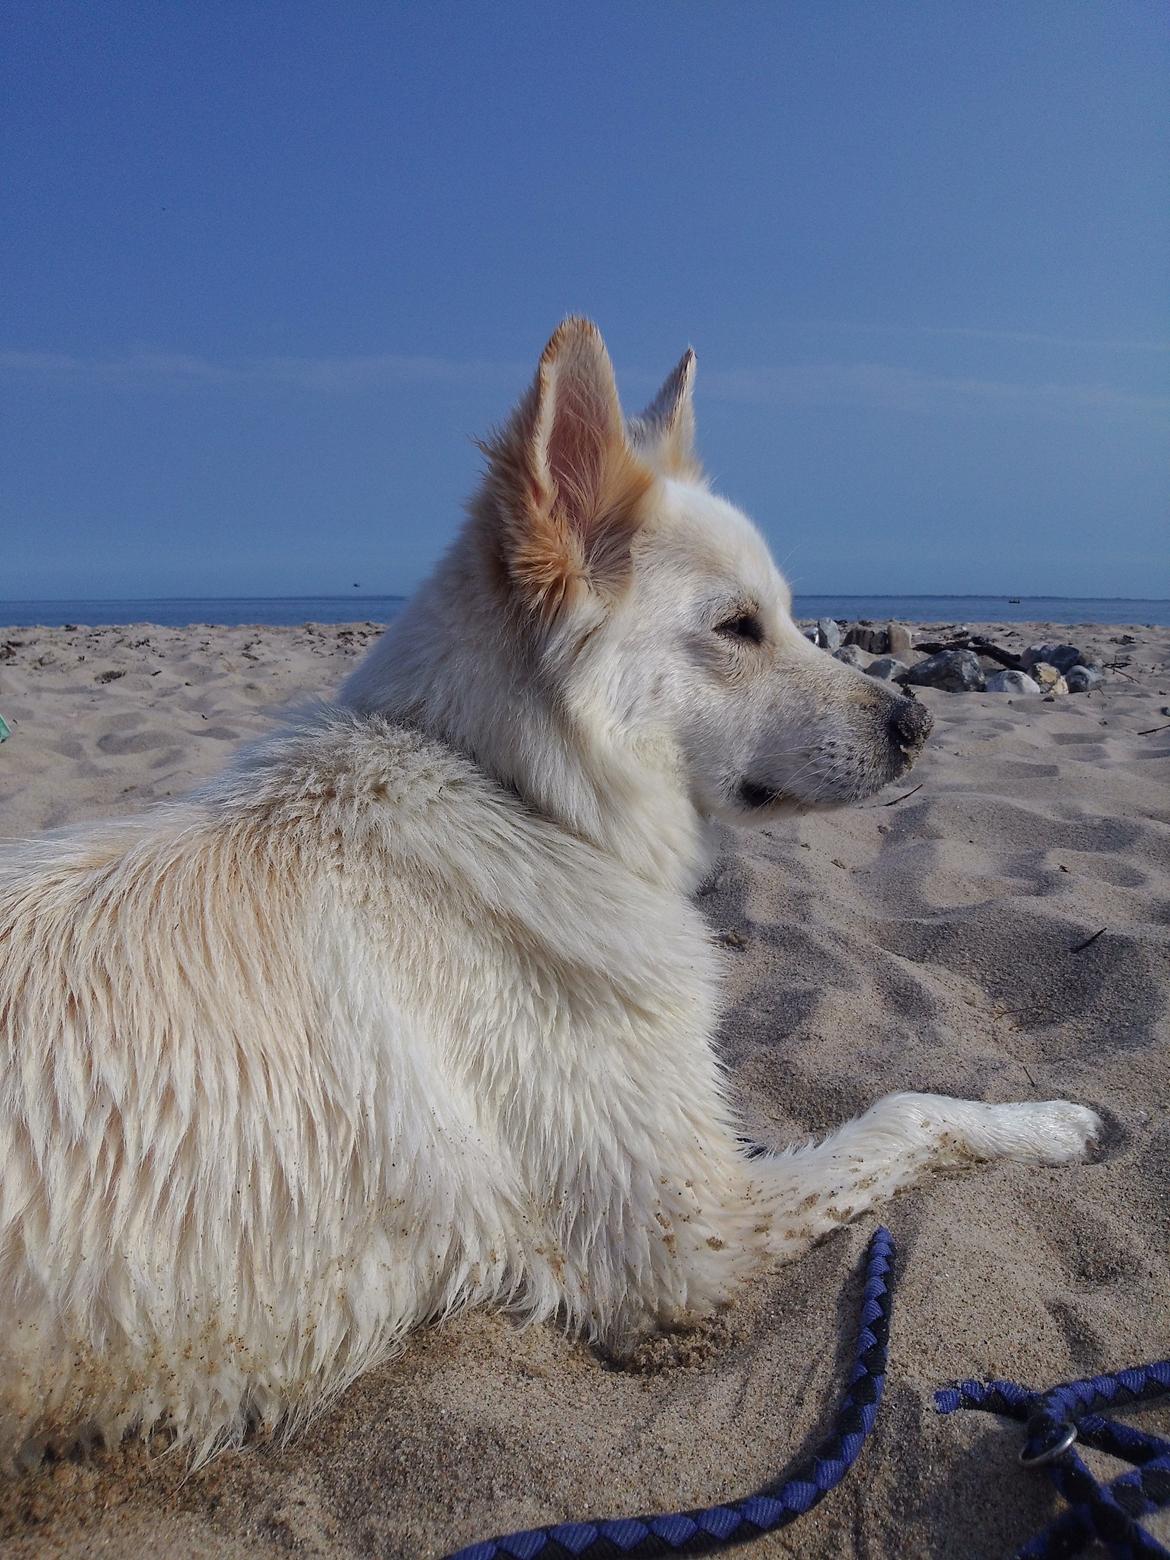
[445,1226,894,1560]
[442,1226,1170,1559]
[937,1363,1170,1558]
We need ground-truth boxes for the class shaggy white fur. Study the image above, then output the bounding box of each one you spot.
[0,319,1099,1467]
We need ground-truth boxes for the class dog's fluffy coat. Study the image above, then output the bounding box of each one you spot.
[0,320,1098,1465]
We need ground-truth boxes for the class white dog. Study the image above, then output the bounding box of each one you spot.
[0,319,1098,1467]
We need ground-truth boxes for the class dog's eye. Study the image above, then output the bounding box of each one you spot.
[715,613,763,645]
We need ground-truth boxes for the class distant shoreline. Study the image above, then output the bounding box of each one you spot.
[3,594,1169,629]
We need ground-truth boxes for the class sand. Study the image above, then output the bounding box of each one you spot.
[1,618,1167,1558]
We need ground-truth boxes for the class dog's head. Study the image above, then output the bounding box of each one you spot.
[476,318,931,820]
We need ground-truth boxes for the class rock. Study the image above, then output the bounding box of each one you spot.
[845,623,888,654]
[833,644,870,669]
[1030,661,1068,694]
[815,617,842,652]
[886,622,914,658]
[903,649,985,692]
[866,656,908,681]
[986,670,1041,694]
[1022,643,1091,674]
[1065,664,1103,692]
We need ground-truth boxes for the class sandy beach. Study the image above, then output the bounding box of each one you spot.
[1,617,1167,1558]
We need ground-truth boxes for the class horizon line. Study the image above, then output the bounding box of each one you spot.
[2,592,1167,606]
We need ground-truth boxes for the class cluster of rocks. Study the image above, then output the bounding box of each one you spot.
[802,621,1105,697]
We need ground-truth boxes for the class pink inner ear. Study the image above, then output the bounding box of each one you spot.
[476,320,653,611]
[544,372,613,535]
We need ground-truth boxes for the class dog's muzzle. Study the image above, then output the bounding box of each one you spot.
[738,778,780,809]
[888,695,933,756]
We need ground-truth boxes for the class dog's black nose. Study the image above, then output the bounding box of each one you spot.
[889,696,933,751]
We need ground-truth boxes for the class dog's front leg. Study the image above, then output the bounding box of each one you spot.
[750,1091,1101,1259]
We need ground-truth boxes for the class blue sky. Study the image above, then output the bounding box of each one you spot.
[2,1,1167,601]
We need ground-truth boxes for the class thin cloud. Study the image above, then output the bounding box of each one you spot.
[701,361,1169,420]
[1,346,1164,422]
[769,320,1170,354]
[914,325,1170,353]
[0,348,523,392]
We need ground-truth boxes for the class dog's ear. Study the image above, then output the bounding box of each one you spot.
[628,348,700,480]
[482,318,654,616]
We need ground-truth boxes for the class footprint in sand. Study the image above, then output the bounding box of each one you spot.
[1064,857,1148,888]
[149,747,186,771]
[992,760,1061,780]
[45,737,88,761]
[97,729,174,756]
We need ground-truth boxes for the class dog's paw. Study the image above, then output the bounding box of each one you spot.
[979,1100,1101,1166]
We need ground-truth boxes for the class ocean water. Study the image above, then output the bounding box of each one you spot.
[1,593,1168,629]
[0,595,409,628]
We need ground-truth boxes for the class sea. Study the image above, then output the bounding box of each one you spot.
[1,594,1168,629]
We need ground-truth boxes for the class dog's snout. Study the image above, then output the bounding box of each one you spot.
[889,696,933,752]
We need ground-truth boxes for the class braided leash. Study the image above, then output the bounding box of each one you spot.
[936,1362,1170,1558]
[443,1226,1170,1559]
[446,1226,894,1560]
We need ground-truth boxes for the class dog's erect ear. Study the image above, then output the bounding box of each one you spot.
[482,318,654,616]
[628,348,700,480]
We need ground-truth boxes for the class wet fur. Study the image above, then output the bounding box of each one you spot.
[0,320,1099,1466]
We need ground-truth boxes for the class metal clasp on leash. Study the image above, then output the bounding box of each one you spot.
[1019,1420,1078,1467]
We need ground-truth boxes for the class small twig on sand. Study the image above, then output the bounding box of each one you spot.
[1022,1064,1038,1089]
[1138,723,1170,736]
[1070,927,1107,954]
[995,1004,1056,1024]
[881,783,923,808]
